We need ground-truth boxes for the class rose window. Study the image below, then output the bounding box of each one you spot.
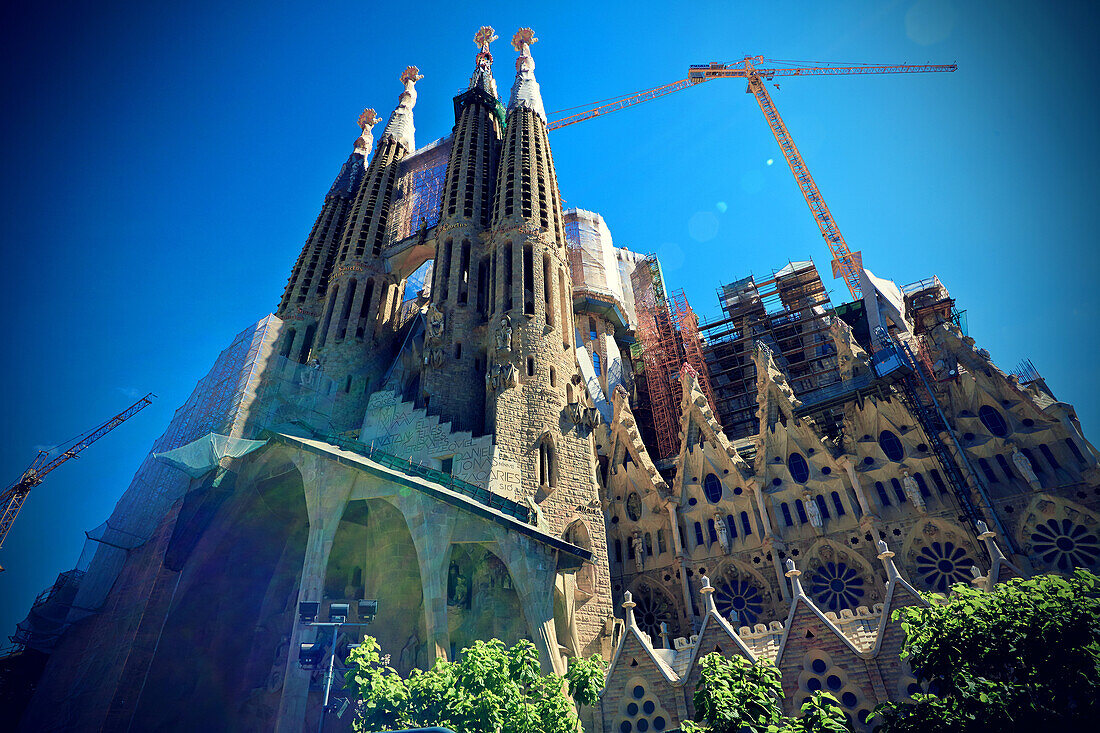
[631,584,678,641]
[914,541,974,592]
[808,562,865,611]
[714,577,764,627]
[1031,518,1100,571]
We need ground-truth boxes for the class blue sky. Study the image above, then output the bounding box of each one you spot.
[2,0,1098,638]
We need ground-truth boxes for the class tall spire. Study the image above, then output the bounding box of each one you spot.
[508,28,545,121]
[469,26,499,96]
[380,66,422,153]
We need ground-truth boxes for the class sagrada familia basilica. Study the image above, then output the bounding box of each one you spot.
[8,26,1099,733]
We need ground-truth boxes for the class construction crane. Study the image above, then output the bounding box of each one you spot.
[0,393,155,553]
[547,57,958,299]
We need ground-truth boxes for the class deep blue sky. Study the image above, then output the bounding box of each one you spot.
[2,1,1098,638]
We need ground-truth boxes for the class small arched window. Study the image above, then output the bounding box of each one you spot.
[929,469,948,493]
[614,539,622,563]
[589,317,598,341]
[891,478,906,503]
[913,472,930,497]
[978,405,1009,437]
[830,491,846,517]
[726,513,738,540]
[1065,438,1087,465]
[787,453,810,483]
[740,511,753,536]
[876,481,891,507]
[592,352,601,376]
[703,474,722,503]
[280,329,296,358]
[781,502,794,527]
[694,522,705,547]
[795,500,808,524]
[879,430,905,461]
[978,457,999,484]
[707,519,718,543]
[538,437,557,488]
[1039,444,1061,470]
[814,494,831,520]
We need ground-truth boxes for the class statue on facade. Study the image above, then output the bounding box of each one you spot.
[583,406,603,428]
[496,314,512,353]
[714,512,730,551]
[901,471,926,512]
[1011,445,1042,490]
[631,532,645,572]
[804,492,823,529]
[565,398,583,425]
[425,303,445,343]
[497,361,518,389]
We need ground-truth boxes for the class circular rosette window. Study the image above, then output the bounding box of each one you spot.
[1031,518,1100,571]
[714,577,764,627]
[808,561,865,612]
[914,541,974,592]
[630,584,678,641]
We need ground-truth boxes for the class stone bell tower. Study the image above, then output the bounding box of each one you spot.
[274,111,372,364]
[483,30,612,658]
[313,67,422,429]
[421,27,505,433]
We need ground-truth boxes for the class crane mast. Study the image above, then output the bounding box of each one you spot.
[0,393,155,551]
[548,56,957,299]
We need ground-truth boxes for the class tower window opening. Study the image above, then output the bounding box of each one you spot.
[344,375,353,393]
[458,240,471,305]
[589,317,598,342]
[503,243,513,311]
[477,259,489,316]
[455,342,462,360]
[440,239,452,303]
[337,279,357,341]
[318,283,338,348]
[543,253,553,326]
[527,356,535,377]
[559,270,569,348]
[298,324,316,364]
[614,539,622,564]
[523,243,535,315]
[356,278,375,339]
[549,367,556,387]
[280,329,296,358]
[538,437,557,488]
[592,352,601,376]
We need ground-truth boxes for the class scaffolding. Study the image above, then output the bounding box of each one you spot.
[700,261,839,440]
[632,253,713,459]
[389,136,452,242]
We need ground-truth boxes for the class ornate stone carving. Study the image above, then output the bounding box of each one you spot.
[1012,445,1041,490]
[631,532,644,573]
[714,512,730,552]
[804,491,823,529]
[424,303,445,368]
[495,314,513,353]
[582,406,603,428]
[902,471,926,512]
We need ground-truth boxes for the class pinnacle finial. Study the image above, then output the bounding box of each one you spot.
[400,65,423,87]
[475,25,498,52]
[622,590,638,629]
[784,558,804,597]
[358,108,379,130]
[512,27,537,52]
[877,539,900,580]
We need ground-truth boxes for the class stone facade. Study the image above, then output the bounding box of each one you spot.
[12,24,1100,733]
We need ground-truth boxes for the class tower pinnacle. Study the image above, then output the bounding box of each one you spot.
[508,27,545,121]
[469,25,499,96]
[354,108,379,158]
[380,66,422,153]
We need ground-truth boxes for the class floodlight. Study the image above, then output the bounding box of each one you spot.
[329,602,350,623]
[299,641,325,667]
[298,602,319,624]
[358,599,378,622]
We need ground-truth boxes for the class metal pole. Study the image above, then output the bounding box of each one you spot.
[318,624,338,733]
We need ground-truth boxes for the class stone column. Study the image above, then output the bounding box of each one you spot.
[496,530,565,675]
[839,458,874,517]
[750,482,775,538]
[399,493,457,665]
[275,452,357,733]
[667,503,696,630]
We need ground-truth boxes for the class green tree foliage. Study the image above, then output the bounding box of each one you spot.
[873,569,1100,732]
[344,636,606,733]
[681,653,850,733]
